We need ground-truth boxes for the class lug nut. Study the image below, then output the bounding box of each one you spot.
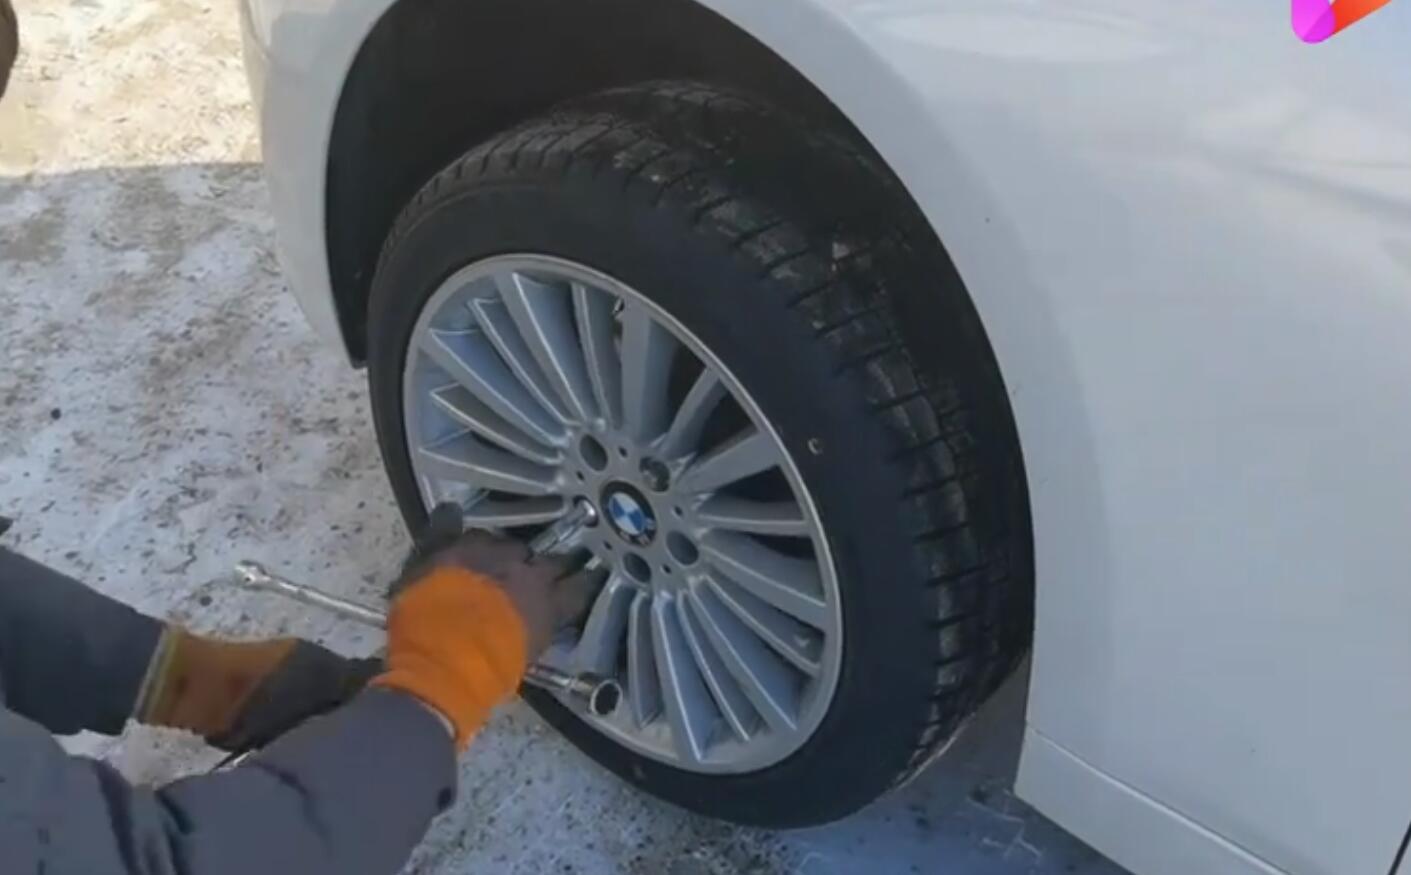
[640,457,670,492]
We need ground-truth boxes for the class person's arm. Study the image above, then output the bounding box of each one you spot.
[1,688,456,875]
[0,545,379,745]
[1,527,587,874]
[2,545,552,875]
[0,547,162,734]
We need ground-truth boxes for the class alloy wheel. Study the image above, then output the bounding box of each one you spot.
[401,254,843,773]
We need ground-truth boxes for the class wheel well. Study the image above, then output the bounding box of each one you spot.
[330,0,1034,672]
[327,0,859,361]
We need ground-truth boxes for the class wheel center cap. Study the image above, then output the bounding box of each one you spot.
[602,483,657,546]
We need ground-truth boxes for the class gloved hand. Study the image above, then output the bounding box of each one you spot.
[135,629,380,751]
[138,503,464,750]
[372,529,594,749]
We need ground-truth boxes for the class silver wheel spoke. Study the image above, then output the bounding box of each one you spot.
[470,296,571,424]
[461,496,568,528]
[675,429,778,494]
[704,571,822,677]
[696,496,809,537]
[573,282,622,428]
[679,592,756,742]
[497,272,598,423]
[571,574,634,676]
[652,595,712,765]
[429,385,560,466]
[655,370,727,461]
[417,435,558,496]
[405,256,841,774]
[420,328,565,447]
[627,591,662,727]
[619,300,678,443]
[700,532,829,629]
[690,583,800,733]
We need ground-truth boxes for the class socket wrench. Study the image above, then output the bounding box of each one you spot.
[233,499,621,717]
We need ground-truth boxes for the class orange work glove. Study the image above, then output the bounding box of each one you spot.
[371,531,593,749]
[135,629,379,750]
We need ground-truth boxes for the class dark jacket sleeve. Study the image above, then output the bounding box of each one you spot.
[0,547,162,734]
[0,689,457,875]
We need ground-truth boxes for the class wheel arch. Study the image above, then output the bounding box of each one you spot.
[324,0,854,362]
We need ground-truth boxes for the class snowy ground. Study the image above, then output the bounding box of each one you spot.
[0,1,1124,872]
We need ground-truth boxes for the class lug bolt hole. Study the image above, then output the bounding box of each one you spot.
[623,552,651,583]
[666,532,699,566]
[580,435,609,471]
[672,506,684,518]
[617,446,629,459]
[661,564,672,575]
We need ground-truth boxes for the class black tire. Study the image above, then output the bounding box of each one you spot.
[367,82,1031,827]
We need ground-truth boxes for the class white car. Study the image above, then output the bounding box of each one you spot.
[238,2,1411,873]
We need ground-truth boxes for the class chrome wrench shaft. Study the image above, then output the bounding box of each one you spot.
[235,561,387,628]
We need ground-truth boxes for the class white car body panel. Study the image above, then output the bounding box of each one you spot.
[240,1,1411,873]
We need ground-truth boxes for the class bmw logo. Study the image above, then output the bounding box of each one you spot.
[603,484,657,545]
